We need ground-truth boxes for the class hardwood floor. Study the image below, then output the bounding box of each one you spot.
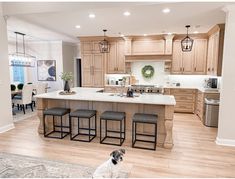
[1,113,235,177]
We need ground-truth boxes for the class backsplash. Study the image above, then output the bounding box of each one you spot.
[105,61,221,88]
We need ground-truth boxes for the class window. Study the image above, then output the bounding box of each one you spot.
[12,66,25,83]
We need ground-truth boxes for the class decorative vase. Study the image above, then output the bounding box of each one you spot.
[64,81,70,92]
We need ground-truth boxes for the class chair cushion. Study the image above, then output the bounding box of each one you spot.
[70,109,96,118]
[43,107,70,116]
[100,111,125,121]
[13,95,22,100]
[133,113,158,123]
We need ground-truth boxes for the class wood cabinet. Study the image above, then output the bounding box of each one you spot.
[107,40,125,74]
[170,88,196,113]
[172,39,207,74]
[81,41,104,87]
[195,90,220,121]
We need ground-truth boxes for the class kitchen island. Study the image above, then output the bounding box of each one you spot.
[36,87,176,149]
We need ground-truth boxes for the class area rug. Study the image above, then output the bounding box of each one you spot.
[0,153,129,178]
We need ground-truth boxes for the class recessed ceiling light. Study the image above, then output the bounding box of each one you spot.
[162,8,170,14]
[123,11,131,16]
[89,13,96,18]
[143,34,147,36]
[167,32,172,35]
[193,31,199,34]
[120,34,125,37]
[75,25,81,29]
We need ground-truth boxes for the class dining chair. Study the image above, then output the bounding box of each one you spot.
[32,83,48,106]
[13,84,33,114]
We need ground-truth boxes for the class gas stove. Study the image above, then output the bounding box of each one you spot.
[130,85,164,94]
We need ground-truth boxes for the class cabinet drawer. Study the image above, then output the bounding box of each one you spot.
[174,94,195,102]
[171,89,196,94]
[175,102,195,113]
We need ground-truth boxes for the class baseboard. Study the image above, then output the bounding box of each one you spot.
[216,137,235,147]
[0,123,15,133]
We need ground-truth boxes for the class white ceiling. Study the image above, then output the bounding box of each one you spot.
[3,2,231,43]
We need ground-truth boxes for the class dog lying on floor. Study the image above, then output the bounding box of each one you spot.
[92,149,125,178]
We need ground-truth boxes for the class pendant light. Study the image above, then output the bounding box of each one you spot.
[9,32,36,67]
[99,29,110,53]
[181,25,194,52]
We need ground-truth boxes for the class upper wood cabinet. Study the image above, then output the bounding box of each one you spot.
[81,41,104,87]
[82,41,100,54]
[172,39,207,75]
[106,40,125,74]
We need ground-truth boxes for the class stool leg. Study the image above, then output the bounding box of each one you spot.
[60,116,63,139]
[78,117,80,135]
[89,117,91,141]
[53,115,55,132]
[95,114,97,137]
[105,120,107,138]
[124,116,126,140]
[100,118,102,143]
[43,114,46,137]
[120,120,122,146]
[154,123,157,150]
[69,116,72,140]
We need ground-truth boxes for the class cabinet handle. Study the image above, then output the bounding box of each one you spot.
[194,67,196,71]
[212,67,214,71]
[208,67,210,72]
[182,67,184,71]
[117,67,118,71]
[180,67,182,71]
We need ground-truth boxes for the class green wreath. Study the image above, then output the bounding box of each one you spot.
[142,65,155,79]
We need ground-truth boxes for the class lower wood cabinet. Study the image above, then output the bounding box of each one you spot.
[170,88,196,113]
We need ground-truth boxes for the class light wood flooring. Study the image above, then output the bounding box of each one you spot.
[1,113,235,177]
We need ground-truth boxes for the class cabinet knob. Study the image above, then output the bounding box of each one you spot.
[208,68,210,72]
[212,67,214,71]
[194,67,196,71]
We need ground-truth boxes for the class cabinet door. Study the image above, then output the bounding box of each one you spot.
[93,54,104,87]
[172,41,182,74]
[107,42,117,74]
[207,35,214,74]
[116,41,125,73]
[211,32,219,75]
[182,48,194,74]
[82,42,93,54]
[93,41,101,54]
[193,39,207,74]
[82,54,93,87]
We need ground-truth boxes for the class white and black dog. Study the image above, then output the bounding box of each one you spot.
[93,149,125,178]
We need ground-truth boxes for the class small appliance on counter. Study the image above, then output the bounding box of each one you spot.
[204,78,218,89]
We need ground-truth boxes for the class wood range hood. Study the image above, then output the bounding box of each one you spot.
[123,34,174,62]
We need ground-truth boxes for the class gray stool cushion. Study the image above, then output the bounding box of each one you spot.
[133,113,158,123]
[43,107,70,116]
[70,109,96,118]
[13,95,22,100]
[100,111,125,121]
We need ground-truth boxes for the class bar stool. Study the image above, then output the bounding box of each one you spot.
[69,109,97,142]
[100,111,126,146]
[43,107,70,139]
[132,113,158,150]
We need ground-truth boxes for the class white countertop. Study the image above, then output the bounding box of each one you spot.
[35,87,176,106]
[164,85,220,93]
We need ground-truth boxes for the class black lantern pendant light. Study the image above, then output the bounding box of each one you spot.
[99,29,110,53]
[181,25,194,52]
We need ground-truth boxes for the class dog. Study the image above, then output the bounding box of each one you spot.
[92,149,125,178]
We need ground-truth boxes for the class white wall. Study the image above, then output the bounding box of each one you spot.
[62,42,76,87]
[0,3,14,133]
[217,5,235,147]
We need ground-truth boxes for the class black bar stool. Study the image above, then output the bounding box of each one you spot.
[69,109,97,142]
[43,107,70,139]
[132,113,158,150]
[100,111,126,146]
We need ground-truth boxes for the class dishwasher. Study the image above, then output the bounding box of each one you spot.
[204,98,220,127]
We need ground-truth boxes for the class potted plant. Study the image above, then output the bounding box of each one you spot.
[61,72,73,92]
